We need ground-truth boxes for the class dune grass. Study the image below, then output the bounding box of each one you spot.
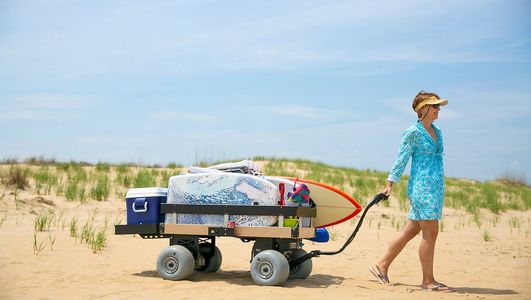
[0,159,182,205]
[90,174,110,201]
[2,165,30,190]
[34,210,54,232]
[77,214,108,253]
[70,217,78,238]
[34,166,58,195]
[483,229,492,241]
[33,210,58,255]
[134,169,156,188]
[33,232,47,255]
[0,157,529,214]
[0,158,184,255]
[0,214,6,228]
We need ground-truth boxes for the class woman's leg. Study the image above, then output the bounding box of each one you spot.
[376,220,420,276]
[417,220,439,286]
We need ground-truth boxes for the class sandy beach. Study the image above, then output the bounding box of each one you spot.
[2,1,530,298]
[1,179,530,300]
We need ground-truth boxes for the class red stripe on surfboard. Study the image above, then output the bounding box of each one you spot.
[283,177,362,228]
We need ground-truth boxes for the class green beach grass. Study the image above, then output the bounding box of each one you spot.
[1,156,529,214]
[3,156,527,257]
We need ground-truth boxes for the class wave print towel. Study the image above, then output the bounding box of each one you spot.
[165,173,278,226]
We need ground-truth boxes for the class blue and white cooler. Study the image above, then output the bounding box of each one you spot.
[126,187,168,225]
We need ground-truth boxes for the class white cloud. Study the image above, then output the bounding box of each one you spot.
[0,94,91,120]
[267,105,319,118]
[148,111,217,123]
[155,0,527,69]
[75,136,117,145]
[263,104,351,120]
[438,108,458,121]
[13,94,90,109]
[74,135,144,147]
[2,0,526,77]
[505,39,531,49]
[448,89,531,120]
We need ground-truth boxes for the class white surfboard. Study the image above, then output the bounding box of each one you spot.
[265,176,362,228]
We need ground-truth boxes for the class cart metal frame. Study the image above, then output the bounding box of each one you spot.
[115,194,387,285]
[115,203,318,285]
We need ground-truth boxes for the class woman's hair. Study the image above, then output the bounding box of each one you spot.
[412,91,440,118]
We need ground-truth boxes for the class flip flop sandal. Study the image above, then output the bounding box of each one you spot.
[368,265,390,285]
[422,283,454,293]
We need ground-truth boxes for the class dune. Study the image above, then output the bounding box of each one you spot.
[0,164,529,299]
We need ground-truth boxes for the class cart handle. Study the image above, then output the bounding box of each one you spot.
[289,193,388,268]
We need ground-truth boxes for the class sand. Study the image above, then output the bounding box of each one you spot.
[0,187,529,300]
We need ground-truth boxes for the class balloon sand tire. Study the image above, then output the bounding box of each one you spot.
[288,249,312,279]
[250,250,289,286]
[196,243,222,273]
[156,245,195,281]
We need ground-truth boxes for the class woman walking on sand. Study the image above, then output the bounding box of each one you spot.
[369,91,454,292]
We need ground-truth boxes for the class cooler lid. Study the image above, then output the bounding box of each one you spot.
[126,187,167,198]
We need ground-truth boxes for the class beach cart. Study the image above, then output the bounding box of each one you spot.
[115,171,387,286]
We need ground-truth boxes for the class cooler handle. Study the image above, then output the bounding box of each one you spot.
[132,198,148,213]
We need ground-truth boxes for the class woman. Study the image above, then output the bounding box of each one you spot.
[369,91,453,292]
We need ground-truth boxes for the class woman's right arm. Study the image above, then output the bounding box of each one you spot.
[384,129,417,195]
[382,180,393,196]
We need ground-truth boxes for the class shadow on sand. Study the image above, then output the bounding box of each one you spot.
[392,283,518,296]
[133,270,345,288]
[453,287,518,296]
[133,270,160,278]
[133,272,519,294]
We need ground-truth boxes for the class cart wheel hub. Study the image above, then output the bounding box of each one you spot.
[162,257,179,274]
[257,261,274,279]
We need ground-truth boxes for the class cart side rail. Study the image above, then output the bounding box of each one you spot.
[163,223,315,239]
[160,204,316,218]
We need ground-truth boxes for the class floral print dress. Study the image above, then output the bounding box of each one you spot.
[388,121,445,220]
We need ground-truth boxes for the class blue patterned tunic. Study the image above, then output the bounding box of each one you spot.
[388,121,445,220]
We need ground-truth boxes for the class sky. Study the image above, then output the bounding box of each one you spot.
[0,0,530,183]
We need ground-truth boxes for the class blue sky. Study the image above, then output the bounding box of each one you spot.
[1,0,530,182]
